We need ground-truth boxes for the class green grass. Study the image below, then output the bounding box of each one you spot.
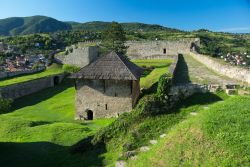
[91,91,228,166]
[127,95,250,167]
[0,64,65,87]
[0,80,114,167]
[132,59,172,89]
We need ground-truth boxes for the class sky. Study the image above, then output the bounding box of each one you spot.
[0,0,250,33]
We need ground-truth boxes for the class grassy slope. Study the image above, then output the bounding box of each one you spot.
[0,80,114,167]
[132,59,172,89]
[0,64,64,87]
[97,91,229,166]
[127,95,250,166]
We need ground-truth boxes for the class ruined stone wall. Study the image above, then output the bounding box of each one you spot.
[126,38,200,59]
[55,46,99,67]
[190,53,250,84]
[0,67,45,80]
[0,74,64,99]
[75,79,136,119]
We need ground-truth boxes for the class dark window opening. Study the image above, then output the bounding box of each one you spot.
[115,92,117,97]
[163,48,166,54]
[86,110,93,120]
[105,104,108,110]
[54,76,60,86]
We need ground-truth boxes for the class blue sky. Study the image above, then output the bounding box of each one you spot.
[1,0,250,33]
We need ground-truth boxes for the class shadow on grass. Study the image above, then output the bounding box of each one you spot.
[0,140,106,167]
[11,79,74,111]
[172,92,223,112]
[173,54,191,85]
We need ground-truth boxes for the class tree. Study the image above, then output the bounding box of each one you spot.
[102,22,127,54]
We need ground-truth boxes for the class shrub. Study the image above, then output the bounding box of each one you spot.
[0,97,13,114]
[63,64,81,73]
[156,74,172,99]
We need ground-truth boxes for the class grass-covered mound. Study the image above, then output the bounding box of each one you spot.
[127,95,250,166]
[0,80,114,167]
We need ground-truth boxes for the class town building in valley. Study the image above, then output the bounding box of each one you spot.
[71,51,143,120]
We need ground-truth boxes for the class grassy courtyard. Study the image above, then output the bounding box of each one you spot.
[132,59,172,89]
[0,80,114,167]
[0,64,64,87]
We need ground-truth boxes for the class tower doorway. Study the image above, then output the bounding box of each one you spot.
[86,110,93,120]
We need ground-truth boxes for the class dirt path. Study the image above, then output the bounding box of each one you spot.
[173,54,238,86]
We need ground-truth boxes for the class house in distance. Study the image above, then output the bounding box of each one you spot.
[71,51,143,120]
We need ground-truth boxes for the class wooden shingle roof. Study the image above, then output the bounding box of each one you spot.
[70,51,143,80]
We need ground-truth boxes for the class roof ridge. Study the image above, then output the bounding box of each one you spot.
[70,51,143,80]
[114,52,138,80]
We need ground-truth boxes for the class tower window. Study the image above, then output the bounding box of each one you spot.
[163,48,166,54]
[105,104,108,110]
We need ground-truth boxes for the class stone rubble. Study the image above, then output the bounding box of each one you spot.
[140,146,150,152]
[149,140,158,145]
[115,161,126,167]
[190,112,198,116]
[160,134,166,138]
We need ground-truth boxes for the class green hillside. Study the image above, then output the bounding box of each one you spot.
[0,16,182,36]
[69,21,181,32]
[0,16,72,36]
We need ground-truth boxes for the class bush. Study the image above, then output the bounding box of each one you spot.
[156,74,172,99]
[62,64,81,73]
[0,98,13,114]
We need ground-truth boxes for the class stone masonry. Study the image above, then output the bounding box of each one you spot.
[126,38,200,59]
[75,79,140,119]
[0,74,64,99]
[190,53,250,84]
[56,45,99,67]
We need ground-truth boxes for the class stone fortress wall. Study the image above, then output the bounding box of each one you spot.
[55,44,99,67]
[55,38,200,68]
[0,74,65,99]
[190,52,250,84]
[126,38,200,59]
[0,67,45,80]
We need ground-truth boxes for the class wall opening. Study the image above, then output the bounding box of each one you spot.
[105,104,108,110]
[54,76,60,86]
[163,48,166,54]
[86,110,93,120]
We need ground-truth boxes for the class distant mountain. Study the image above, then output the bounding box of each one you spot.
[69,21,181,32]
[0,16,72,36]
[0,15,182,36]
